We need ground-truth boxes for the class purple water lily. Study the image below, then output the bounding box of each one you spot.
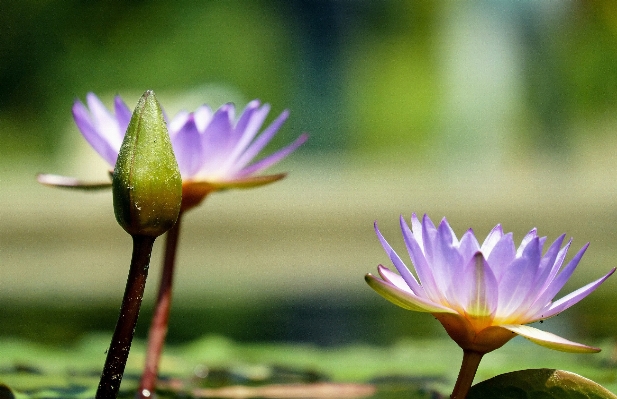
[366,213,614,354]
[366,213,615,398]
[38,92,307,399]
[40,93,307,211]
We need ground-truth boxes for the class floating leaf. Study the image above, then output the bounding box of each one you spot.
[468,368,617,399]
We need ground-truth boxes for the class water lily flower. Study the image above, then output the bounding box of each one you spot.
[366,213,614,354]
[38,93,308,211]
[366,214,615,398]
[37,92,307,399]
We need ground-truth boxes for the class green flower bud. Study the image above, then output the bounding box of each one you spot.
[112,90,182,237]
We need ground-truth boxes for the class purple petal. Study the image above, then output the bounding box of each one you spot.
[530,243,589,308]
[502,324,600,353]
[410,213,423,249]
[235,133,307,178]
[486,232,515,281]
[193,105,213,132]
[170,116,205,177]
[365,273,455,314]
[480,224,504,255]
[532,268,615,321]
[374,221,423,296]
[221,103,271,173]
[400,217,442,302]
[114,95,132,134]
[431,219,464,303]
[72,100,118,166]
[85,93,123,148]
[516,228,538,257]
[458,229,480,264]
[378,264,415,293]
[522,238,573,319]
[420,214,438,266]
[456,252,498,320]
[496,237,542,318]
[168,110,191,137]
[540,239,572,291]
[533,234,566,288]
[538,236,547,249]
[439,217,458,245]
[200,104,235,172]
[234,101,269,144]
[231,109,290,174]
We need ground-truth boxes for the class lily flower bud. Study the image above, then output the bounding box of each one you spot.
[112,90,182,237]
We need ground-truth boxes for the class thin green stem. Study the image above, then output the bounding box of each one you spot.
[450,350,484,399]
[96,235,156,399]
[137,213,183,399]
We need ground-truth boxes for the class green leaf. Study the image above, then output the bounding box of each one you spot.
[468,368,617,399]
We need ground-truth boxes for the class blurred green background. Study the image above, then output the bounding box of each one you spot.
[2,0,617,353]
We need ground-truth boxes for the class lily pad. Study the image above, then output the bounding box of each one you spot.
[468,368,617,399]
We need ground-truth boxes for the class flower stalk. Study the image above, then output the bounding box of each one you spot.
[451,350,484,399]
[137,210,185,399]
[38,92,306,397]
[96,235,155,399]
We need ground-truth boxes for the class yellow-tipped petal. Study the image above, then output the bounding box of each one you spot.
[181,173,286,211]
[502,324,601,353]
[36,173,112,190]
[365,273,455,314]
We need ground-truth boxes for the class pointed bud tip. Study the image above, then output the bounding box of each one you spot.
[112,90,182,237]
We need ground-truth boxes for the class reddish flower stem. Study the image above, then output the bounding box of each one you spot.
[96,235,156,399]
[450,350,484,399]
[137,212,184,399]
